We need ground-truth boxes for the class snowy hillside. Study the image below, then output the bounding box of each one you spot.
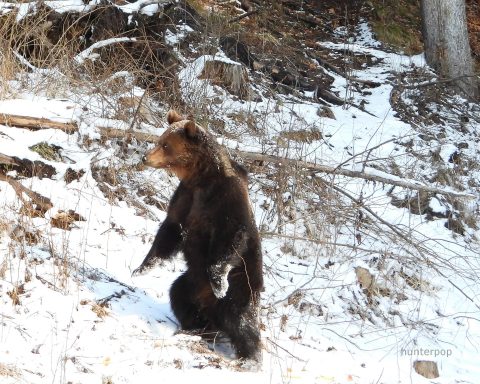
[1,1,479,383]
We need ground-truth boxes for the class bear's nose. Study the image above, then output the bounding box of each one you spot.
[142,154,147,163]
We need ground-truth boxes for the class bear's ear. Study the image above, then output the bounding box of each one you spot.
[184,120,197,138]
[166,109,184,124]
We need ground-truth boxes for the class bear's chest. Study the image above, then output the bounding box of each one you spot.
[184,188,217,228]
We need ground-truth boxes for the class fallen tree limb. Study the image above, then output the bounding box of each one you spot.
[313,54,381,88]
[0,153,19,166]
[0,113,474,200]
[99,127,159,143]
[229,9,258,23]
[234,150,475,200]
[94,127,474,199]
[399,73,479,90]
[0,172,53,213]
[0,113,77,133]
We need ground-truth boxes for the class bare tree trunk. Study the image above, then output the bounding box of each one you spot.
[421,0,478,99]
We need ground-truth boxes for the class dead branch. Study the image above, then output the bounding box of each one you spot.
[94,127,473,199]
[399,73,480,89]
[96,290,128,306]
[0,113,77,133]
[0,153,19,166]
[313,54,381,88]
[99,127,159,143]
[315,87,345,105]
[236,150,475,200]
[0,152,56,179]
[0,113,473,199]
[35,274,60,292]
[0,172,53,213]
[74,37,137,65]
[229,9,258,23]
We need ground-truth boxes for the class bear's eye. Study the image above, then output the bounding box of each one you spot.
[161,143,169,150]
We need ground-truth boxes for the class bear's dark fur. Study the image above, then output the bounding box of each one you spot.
[133,110,263,362]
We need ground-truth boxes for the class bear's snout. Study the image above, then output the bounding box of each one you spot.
[143,149,156,166]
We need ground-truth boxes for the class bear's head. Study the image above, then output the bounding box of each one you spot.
[143,110,209,180]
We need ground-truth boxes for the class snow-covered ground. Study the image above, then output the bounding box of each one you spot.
[1,6,480,384]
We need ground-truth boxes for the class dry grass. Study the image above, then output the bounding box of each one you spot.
[0,3,479,381]
[369,0,423,54]
[0,363,20,378]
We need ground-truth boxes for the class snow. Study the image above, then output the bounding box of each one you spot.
[165,25,194,46]
[1,15,480,384]
[118,0,163,15]
[0,98,79,122]
[74,37,137,65]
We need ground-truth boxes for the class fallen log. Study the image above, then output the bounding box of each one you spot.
[0,113,78,133]
[0,113,474,200]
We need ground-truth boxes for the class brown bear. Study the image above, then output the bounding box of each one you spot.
[133,110,263,363]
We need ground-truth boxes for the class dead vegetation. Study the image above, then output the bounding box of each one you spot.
[0,363,20,378]
[0,0,479,379]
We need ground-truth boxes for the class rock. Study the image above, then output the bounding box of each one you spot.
[413,360,439,379]
[317,106,336,119]
[355,267,375,292]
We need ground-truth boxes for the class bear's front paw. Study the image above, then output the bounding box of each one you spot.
[209,264,233,298]
[131,265,148,277]
[132,258,165,277]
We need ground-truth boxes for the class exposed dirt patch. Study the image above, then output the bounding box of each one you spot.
[64,168,85,184]
[0,156,56,179]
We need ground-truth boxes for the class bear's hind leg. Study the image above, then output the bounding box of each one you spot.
[170,272,208,330]
[216,300,262,362]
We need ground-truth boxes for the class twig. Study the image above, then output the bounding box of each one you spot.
[128,86,150,131]
[333,134,416,171]
[96,290,127,306]
[265,337,307,362]
[324,180,480,311]
[35,274,60,292]
[399,73,479,90]
[322,328,366,351]
[261,231,384,254]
